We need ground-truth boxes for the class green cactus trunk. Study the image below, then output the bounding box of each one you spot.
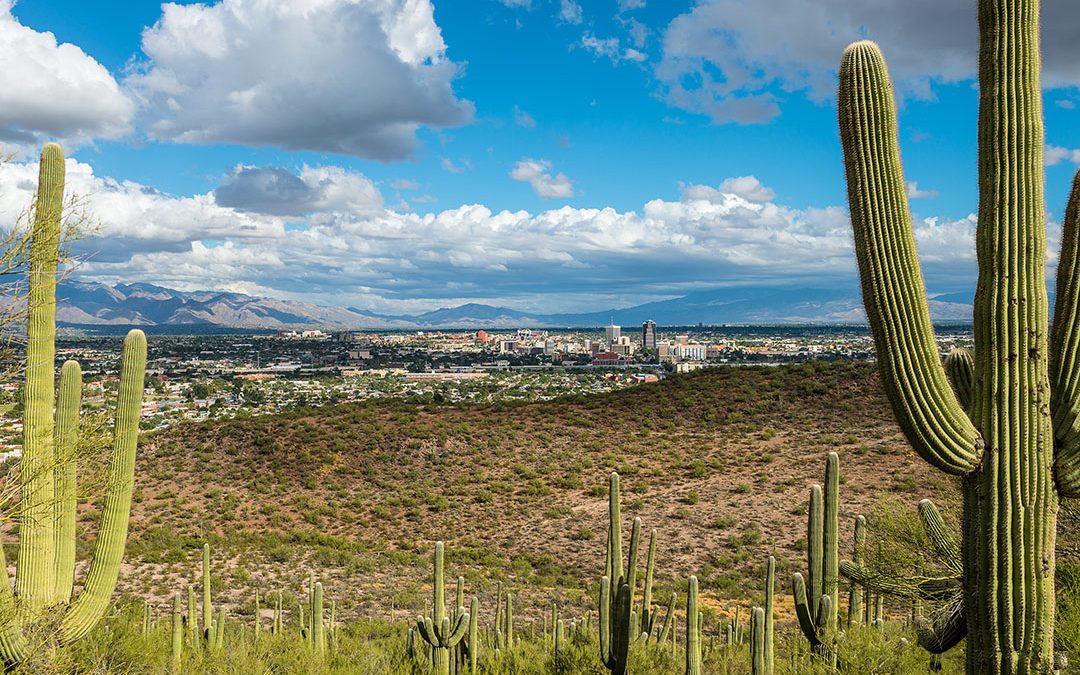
[685,576,700,675]
[171,594,183,671]
[0,144,147,665]
[839,0,1066,671]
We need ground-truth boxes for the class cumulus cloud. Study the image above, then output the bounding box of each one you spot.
[617,0,646,11]
[126,0,472,160]
[214,165,383,217]
[510,159,575,198]
[658,0,1080,123]
[906,181,939,199]
[1046,145,1080,167]
[0,0,133,148]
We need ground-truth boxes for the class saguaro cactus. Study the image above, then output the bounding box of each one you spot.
[838,0,1070,669]
[0,143,147,665]
[790,453,838,656]
[599,473,638,674]
[685,576,701,675]
[416,542,469,675]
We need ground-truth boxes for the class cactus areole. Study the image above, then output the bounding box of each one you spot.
[839,1,1068,671]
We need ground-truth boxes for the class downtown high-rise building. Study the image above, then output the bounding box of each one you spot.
[605,323,621,347]
[642,320,657,350]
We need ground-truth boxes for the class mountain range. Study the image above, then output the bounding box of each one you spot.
[54,281,974,329]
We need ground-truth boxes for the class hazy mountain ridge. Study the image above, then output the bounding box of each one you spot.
[55,280,974,329]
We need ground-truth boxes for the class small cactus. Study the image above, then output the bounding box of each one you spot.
[790,453,839,658]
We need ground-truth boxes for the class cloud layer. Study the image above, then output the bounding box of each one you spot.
[0,154,988,313]
[126,0,472,159]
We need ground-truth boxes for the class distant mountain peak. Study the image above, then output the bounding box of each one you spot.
[54,280,972,329]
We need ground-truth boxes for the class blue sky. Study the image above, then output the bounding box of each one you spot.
[1,0,1079,314]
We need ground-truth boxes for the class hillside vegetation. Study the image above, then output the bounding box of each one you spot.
[114,362,956,625]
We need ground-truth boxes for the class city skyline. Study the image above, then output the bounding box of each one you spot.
[0,1,1079,316]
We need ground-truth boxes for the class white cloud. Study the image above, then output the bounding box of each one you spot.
[617,0,646,11]
[684,177,776,204]
[126,0,472,160]
[513,105,537,128]
[391,178,421,191]
[1046,145,1080,167]
[559,0,583,24]
[510,159,575,198]
[581,33,644,64]
[906,181,939,199]
[658,0,1080,123]
[0,1,133,148]
[499,0,532,7]
[441,158,468,174]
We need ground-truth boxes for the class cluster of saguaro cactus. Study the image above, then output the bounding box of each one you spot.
[416,542,470,675]
[0,143,148,666]
[790,453,839,658]
[838,0,1075,668]
[747,556,775,674]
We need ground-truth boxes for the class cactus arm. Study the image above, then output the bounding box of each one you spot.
[839,559,958,601]
[943,348,974,414]
[641,529,656,632]
[915,599,966,654]
[749,606,766,675]
[1053,172,1080,495]
[838,41,982,476]
[599,576,611,663]
[917,499,962,573]
[806,484,823,616]
[791,573,820,650]
[18,143,65,610]
[53,360,81,605]
[657,592,675,644]
[60,329,147,643]
[822,453,839,630]
[0,544,26,665]
[626,517,640,601]
[417,615,436,644]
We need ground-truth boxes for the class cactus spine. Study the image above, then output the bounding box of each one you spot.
[838,0,1072,668]
[0,144,147,665]
[790,452,838,656]
[416,542,469,675]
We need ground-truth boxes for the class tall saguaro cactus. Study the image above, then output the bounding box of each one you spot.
[838,1,1068,670]
[0,144,147,665]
